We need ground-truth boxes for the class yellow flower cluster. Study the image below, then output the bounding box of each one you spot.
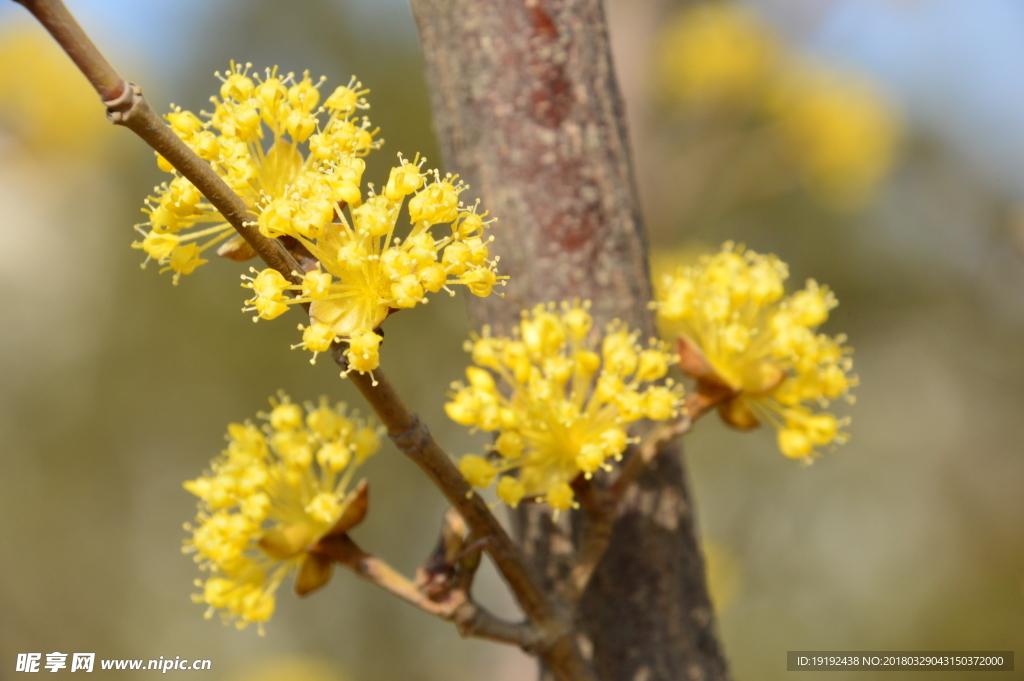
[183,393,381,632]
[657,3,899,206]
[653,242,856,461]
[134,63,504,372]
[446,302,683,511]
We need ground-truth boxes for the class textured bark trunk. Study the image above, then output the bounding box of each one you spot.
[410,1,730,679]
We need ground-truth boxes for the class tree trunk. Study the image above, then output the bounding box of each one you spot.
[409,1,730,679]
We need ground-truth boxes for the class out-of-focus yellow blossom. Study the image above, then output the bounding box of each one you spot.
[0,26,112,158]
[770,64,900,207]
[183,393,382,633]
[657,3,779,106]
[447,301,683,511]
[655,3,901,210]
[242,165,505,375]
[652,242,856,461]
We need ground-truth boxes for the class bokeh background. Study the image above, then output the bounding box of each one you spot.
[1,0,1023,679]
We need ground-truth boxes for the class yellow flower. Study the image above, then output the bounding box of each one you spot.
[652,242,856,461]
[241,168,505,375]
[183,393,382,633]
[657,3,779,106]
[770,63,900,207]
[133,63,380,283]
[447,302,683,510]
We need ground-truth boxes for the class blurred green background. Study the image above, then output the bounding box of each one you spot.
[1,0,1022,679]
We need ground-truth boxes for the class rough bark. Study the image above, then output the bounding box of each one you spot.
[410,1,729,680]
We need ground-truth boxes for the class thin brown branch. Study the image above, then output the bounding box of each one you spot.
[415,507,487,598]
[337,352,595,681]
[452,537,488,593]
[564,478,615,604]
[314,534,543,650]
[417,507,493,598]
[338,355,552,622]
[14,0,302,284]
